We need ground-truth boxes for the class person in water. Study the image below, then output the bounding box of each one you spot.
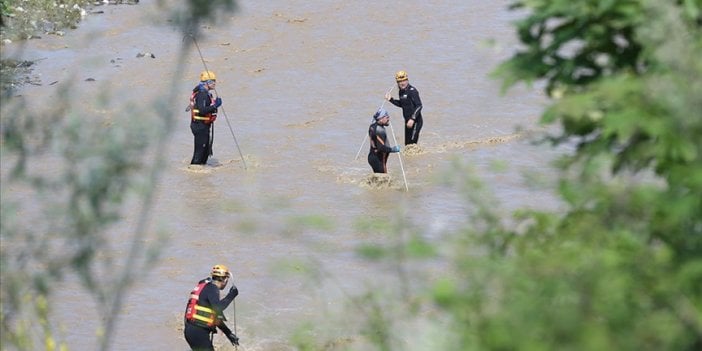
[386,70,423,145]
[368,108,401,173]
[189,70,222,165]
[183,264,239,350]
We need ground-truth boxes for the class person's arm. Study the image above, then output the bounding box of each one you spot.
[408,88,423,120]
[388,96,401,107]
[218,322,233,336]
[373,127,396,153]
[217,284,238,311]
[202,283,237,316]
[218,322,240,345]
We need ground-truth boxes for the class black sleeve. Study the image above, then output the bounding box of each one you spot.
[194,90,217,115]
[218,286,238,310]
[389,97,401,107]
[201,284,236,317]
[218,321,233,335]
[408,88,422,119]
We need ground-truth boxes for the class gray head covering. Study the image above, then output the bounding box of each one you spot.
[373,108,389,120]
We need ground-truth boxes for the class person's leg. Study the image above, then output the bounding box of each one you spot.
[409,119,423,144]
[368,152,386,173]
[190,123,210,164]
[381,153,389,173]
[184,324,214,351]
[404,120,413,145]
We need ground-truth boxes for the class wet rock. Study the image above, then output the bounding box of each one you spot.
[1,59,34,69]
[136,52,155,58]
[40,20,57,33]
[1,59,39,91]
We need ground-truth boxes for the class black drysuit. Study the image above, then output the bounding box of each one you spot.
[190,86,218,165]
[389,84,423,145]
[368,122,394,173]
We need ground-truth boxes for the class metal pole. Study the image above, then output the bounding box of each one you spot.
[388,122,409,191]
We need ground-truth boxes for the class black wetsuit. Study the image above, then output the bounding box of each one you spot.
[190,86,218,165]
[368,122,394,173]
[389,84,423,145]
[183,279,238,351]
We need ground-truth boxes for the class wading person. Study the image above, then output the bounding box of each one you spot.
[385,70,423,145]
[368,108,400,173]
[189,70,222,165]
[184,264,240,350]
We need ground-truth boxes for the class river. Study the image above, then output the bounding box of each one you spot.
[0,1,561,350]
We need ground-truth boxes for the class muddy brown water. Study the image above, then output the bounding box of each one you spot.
[1,1,563,350]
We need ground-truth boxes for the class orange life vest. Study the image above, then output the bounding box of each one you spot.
[190,91,217,124]
[184,280,218,328]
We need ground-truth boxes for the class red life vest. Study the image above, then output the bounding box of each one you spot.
[190,91,217,124]
[184,280,218,328]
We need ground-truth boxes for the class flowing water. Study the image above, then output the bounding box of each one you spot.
[1,1,563,350]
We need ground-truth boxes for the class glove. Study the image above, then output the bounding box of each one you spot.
[226,332,240,346]
[214,97,222,108]
[228,284,239,297]
[391,145,401,153]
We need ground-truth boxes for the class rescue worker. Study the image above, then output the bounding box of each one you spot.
[184,264,240,350]
[385,70,423,145]
[368,108,400,173]
[190,70,222,165]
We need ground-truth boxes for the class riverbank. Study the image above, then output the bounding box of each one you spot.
[0,0,140,93]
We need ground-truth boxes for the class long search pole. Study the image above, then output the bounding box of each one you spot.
[388,122,409,192]
[188,34,247,170]
[232,300,238,350]
[354,85,395,160]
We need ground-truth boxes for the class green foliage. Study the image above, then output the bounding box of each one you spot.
[286,214,336,233]
[291,323,319,351]
[430,0,702,350]
[360,293,393,351]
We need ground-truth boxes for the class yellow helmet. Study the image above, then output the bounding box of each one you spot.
[395,70,408,82]
[200,70,217,82]
[210,264,230,279]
